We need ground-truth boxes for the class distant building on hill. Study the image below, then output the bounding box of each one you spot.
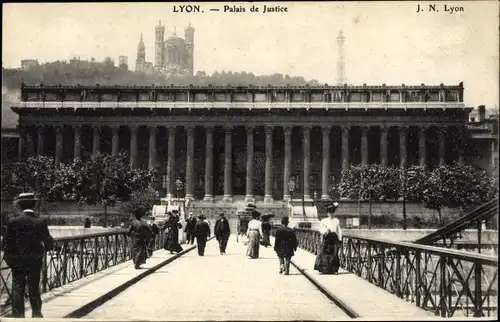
[20,59,39,70]
[135,21,194,77]
[118,56,128,70]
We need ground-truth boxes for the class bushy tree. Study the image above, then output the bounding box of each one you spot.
[338,165,400,228]
[121,185,159,216]
[338,165,400,201]
[51,158,88,201]
[422,163,496,223]
[403,165,429,202]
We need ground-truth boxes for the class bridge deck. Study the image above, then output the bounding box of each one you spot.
[285,239,436,319]
[22,235,441,320]
[85,237,349,321]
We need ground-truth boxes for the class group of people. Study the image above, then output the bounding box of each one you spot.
[242,201,343,276]
[1,193,343,319]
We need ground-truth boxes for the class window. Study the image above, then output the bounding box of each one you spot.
[194,93,207,101]
[254,93,266,102]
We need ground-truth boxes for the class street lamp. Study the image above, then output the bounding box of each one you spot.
[175,178,184,213]
[402,168,416,231]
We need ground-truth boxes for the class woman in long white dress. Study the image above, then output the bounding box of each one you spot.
[245,204,263,259]
[314,202,342,274]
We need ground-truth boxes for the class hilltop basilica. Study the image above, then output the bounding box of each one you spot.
[135,21,195,76]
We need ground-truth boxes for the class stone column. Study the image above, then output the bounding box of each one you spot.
[341,126,350,171]
[321,126,331,200]
[148,126,157,168]
[222,126,233,203]
[399,126,408,168]
[303,126,311,201]
[55,125,63,166]
[130,125,138,167]
[245,126,254,202]
[380,126,389,166]
[438,127,446,166]
[457,126,465,165]
[17,126,25,162]
[74,125,82,159]
[418,126,427,167]
[27,131,35,157]
[185,126,195,201]
[92,126,101,156]
[166,126,176,199]
[264,126,274,203]
[361,126,369,165]
[203,126,214,202]
[283,126,292,201]
[36,126,44,155]
[111,126,119,155]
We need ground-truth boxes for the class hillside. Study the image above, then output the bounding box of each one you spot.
[2,60,320,89]
[2,61,320,129]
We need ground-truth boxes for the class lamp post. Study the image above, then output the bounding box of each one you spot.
[401,168,415,231]
[175,178,184,215]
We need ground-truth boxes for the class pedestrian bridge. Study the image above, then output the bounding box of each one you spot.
[1,229,497,321]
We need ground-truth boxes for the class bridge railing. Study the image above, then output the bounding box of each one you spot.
[272,227,498,318]
[0,229,167,315]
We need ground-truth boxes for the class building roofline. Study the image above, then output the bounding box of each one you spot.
[20,82,465,91]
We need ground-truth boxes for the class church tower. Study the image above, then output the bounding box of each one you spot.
[336,29,346,85]
[135,33,146,72]
[155,21,165,69]
[184,22,195,76]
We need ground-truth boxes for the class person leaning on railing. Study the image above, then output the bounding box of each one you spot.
[1,193,54,318]
[313,201,342,275]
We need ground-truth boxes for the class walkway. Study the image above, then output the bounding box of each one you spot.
[15,235,455,321]
[86,237,349,321]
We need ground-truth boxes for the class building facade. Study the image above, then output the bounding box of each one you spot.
[14,82,473,204]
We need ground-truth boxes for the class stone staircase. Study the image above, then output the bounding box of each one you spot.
[185,196,290,232]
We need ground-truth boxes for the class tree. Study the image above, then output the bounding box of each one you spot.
[422,163,496,223]
[51,158,88,201]
[403,165,429,202]
[74,152,156,226]
[121,185,159,216]
[338,165,400,228]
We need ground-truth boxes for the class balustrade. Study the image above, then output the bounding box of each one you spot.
[271,227,498,318]
[0,229,168,316]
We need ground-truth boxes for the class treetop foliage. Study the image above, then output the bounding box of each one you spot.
[2,60,320,89]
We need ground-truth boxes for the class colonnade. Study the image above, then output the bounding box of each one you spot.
[18,124,464,202]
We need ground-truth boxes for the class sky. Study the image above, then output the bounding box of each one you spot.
[2,1,499,110]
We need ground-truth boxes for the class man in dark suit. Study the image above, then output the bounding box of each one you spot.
[273,216,298,275]
[2,193,54,318]
[214,212,231,255]
[194,215,211,256]
[184,212,197,245]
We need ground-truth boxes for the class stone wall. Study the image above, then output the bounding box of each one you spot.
[333,200,461,219]
[343,228,498,244]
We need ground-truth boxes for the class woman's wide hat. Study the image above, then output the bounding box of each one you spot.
[245,203,257,212]
[325,201,340,213]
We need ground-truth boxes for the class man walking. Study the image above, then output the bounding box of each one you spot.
[2,193,54,318]
[214,212,231,255]
[184,212,197,245]
[147,216,160,257]
[194,215,211,256]
[273,216,298,275]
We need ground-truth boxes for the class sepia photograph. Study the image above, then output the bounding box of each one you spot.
[1,1,498,321]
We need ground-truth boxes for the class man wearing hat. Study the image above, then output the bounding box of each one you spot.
[146,216,160,257]
[214,212,231,255]
[184,212,197,245]
[194,215,211,256]
[314,201,342,275]
[274,216,298,275]
[2,193,54,318]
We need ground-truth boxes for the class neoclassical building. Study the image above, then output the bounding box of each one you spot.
[13,82,471,205]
